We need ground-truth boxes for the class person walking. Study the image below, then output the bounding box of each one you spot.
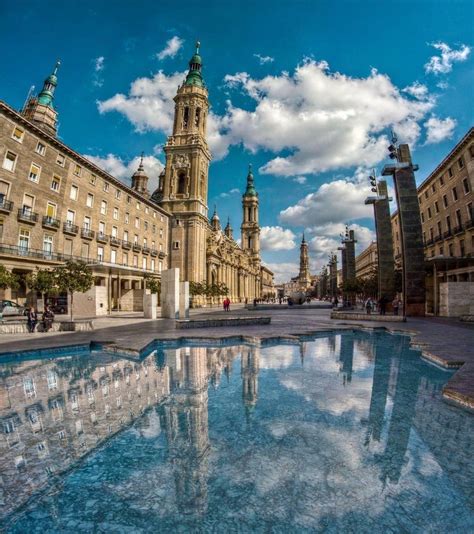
[378,295,387,316]
[365,298,373,315]
[42,306,55,332]
[27,307,38,333]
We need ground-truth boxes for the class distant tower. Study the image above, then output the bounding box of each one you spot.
[210,205,221,231]
[224,217,233,239]
[22,60,61,136]
[241,164,260,263]
[157,41,211,283]
[131,153,149,197]
[298,233,311,289]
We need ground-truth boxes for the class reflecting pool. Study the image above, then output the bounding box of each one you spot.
[1,332,473,532]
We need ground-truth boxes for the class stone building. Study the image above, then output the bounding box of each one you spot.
[0,44,273,313]
[355,241,378,279]
[391,127,473,316]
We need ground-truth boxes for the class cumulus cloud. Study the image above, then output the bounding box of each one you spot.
[95,56,105,72]
[293,176,307,184]
[254,53,275,65]
[157,36,184,60]
[403,82,429,100]
[260,226,297,251]
[222,59,435,176]
[424,42,471,75]
[424,116,457,144]
[265,261,300,283]
[219,187,240,198]
[84,153,164,191]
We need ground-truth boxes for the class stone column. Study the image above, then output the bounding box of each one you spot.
[365,179,396,301]
[179,281,189,319]
[383,144,425,316]
[161,268,180,319]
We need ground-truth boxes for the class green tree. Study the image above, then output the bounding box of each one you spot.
[0,265,19,292]
[26,269,58,304]
[54,261,94,321]
[144,273,161,294]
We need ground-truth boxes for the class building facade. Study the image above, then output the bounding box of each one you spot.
[0,44,273,313]
[355,241,378,279]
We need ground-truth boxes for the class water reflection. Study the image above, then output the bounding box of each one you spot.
[1,332,473,531]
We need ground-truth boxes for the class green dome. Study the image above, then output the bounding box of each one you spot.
[190,53,202,65]
[37,60,60,108]
[243,164,258,197]
[184,41,204,87]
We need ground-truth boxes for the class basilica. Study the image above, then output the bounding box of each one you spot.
[0,43,274,314]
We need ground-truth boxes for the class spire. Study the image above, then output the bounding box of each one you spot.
[131,152,149,197]
[302,232,306,245]
[37,60,61,108]
[224,217,234,239]
[244,164,257,197]
[185,40,204,87]
[211,204,221,231]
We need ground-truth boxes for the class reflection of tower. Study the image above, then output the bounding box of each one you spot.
[299,342,307,366]
[339,334,354,385]
[161,347,210,515]
[241,346,260,414]
[379,338,420,484]
[366,338,391,444]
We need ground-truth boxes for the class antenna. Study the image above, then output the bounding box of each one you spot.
[21,85,35,112]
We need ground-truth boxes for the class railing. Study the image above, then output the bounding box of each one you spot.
[122,240,132,250]
[17,208,38,224]
[425,238,434,246]
[453,224,464,234]
[0,198,13,213]
[42,216,60,230]
[63,222,79,235]
[81,228,95,240]
[158,251,166,259]
[443,229,452,239]
[132,243,142,252]
[96,232,109,243]
[150,249,158,257]
[0,243,94,264]
[110,236,121,247]
[433,234,442,242]
[142,246,150,255]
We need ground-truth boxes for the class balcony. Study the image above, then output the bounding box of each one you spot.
[150,249,158,257]
[0,197,13,214]
[110,236,121,247]
[453,224,464,235]
[132,243,142,252]
[63,222,79,235]
[42,216,60,230]
[433,234,442,243]
[142,246,150,255]
[0,243,91,263]
[466,218,474,229]
[122,240,132,250]
[425,238,434,246]
[158,251,167,259]
[96,232,109,244]
[443,229,453,239]
[17,208,38,225]
[81,228,95,240]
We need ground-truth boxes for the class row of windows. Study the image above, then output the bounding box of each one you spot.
[422,205,472,239]
[419,148,473,203]
[420,181,470,223]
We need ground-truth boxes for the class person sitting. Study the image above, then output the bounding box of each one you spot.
[42,306,55,332]
[27,307,38,333]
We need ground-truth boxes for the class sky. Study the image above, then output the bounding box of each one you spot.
[1,0,473,282]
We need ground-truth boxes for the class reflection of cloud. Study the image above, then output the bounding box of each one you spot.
[260,345,298,369]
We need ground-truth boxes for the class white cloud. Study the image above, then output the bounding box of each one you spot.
[254,53,275,65]
[222,59,435,176]
[219,187,240,198]
[293,176,307,184]
[265,262,299,283]
[95,56,105,72]
[424,42,471,75]
[157,36,184,60]
[260,226,297,251]
[403,82,428,100]
[424,116,457,144]
[84,153,164,191]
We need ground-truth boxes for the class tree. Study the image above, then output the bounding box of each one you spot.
[144,273,161,294]
[26,269,58,304]
[0,265,19,292]
[54,261,94,321]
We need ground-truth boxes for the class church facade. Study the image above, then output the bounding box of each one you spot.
[0,44,272,313]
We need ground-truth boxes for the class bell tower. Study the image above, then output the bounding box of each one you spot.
[159,42,211,283]
[241,164,260,264]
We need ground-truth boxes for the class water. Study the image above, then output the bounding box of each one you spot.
[0,331,473,533]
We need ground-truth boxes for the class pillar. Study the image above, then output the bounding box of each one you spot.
[179,281,189,319]
[161,268,180,319]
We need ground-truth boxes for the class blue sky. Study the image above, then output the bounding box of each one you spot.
[1,0,473,281]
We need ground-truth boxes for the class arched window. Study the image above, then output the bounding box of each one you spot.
[195,107,201,127]
[177,172,186,195]
[183,107,189,129]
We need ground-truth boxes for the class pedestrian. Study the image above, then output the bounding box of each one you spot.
[365,298,372,315]
[42,305,55,332]
[378,295,387,315]
[334,296,339,308]
[27,306,38,333]
[392,297,399,316]
[253,298,257,308]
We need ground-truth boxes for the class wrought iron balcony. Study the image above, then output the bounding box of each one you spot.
[453,224,464,235]
[158,251,167,259]
[17,208,38,224]
[42,216,60,230]
[433,234,442,243]
[0,197,13,214]
[150,249,158,257]
[96,232,109,244]
[121,240,132,250]
[142,246,150,255]
[63,222,79,235]
[81,228,95,240]
[0,243,90,263]
[132,243,142,252]
[110,236,121,247]
[443,229,453,239]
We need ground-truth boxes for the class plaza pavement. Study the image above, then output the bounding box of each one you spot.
[0,303,472,410]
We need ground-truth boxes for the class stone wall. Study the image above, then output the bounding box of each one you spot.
[120,288,144,312]
[439,282,474,317]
